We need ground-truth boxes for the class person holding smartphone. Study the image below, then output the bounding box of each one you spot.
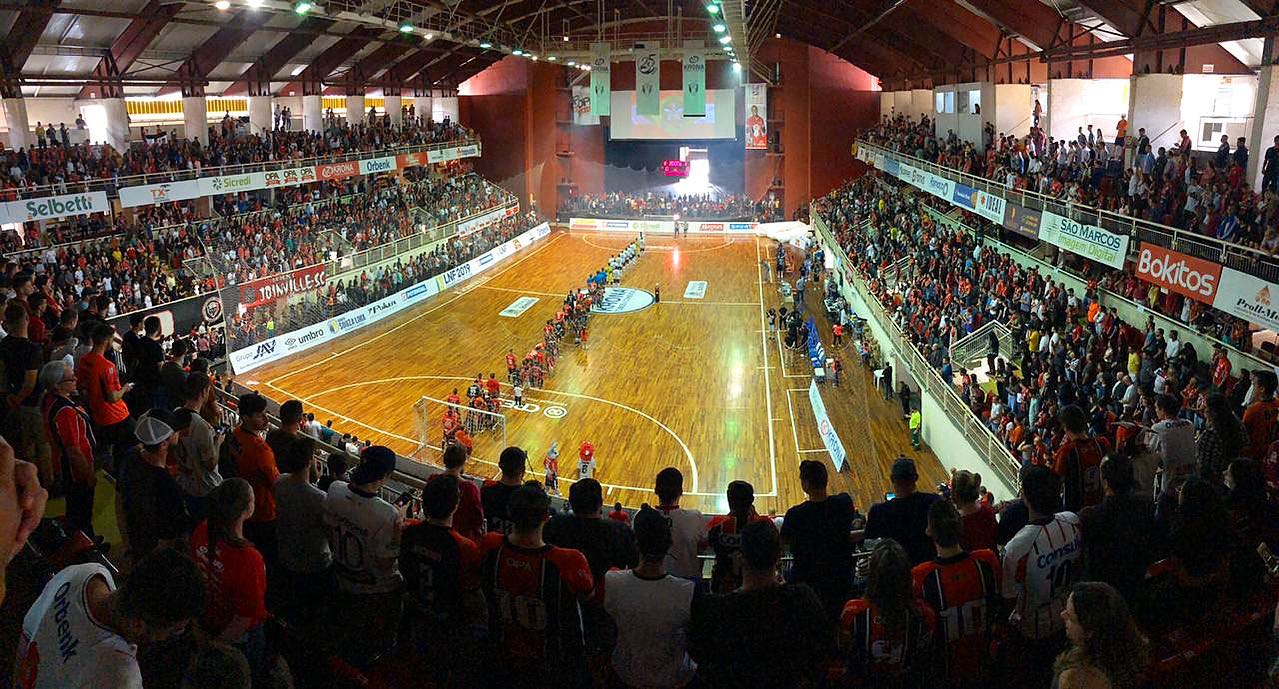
[76,324,136,473]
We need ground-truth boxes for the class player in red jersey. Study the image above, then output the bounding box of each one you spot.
[485,372,501,400]
[442,409,460,446]
[842,540,937,687]
[580,326,590,350]
[912,500,1001,685]
[506,350,518,383]
[706,480,773,593]
[479,483,593,688]
[446,388,461,407]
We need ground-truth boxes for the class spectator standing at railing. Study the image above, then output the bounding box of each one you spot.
[1242,370,1279,461]
[175,372,222,522]
[0,302,51,488]
[780,460,858,620]
[840,539,937,688]
[228,393,279,568]
[77,324,134,472]
[1078,455,1161,604]
[324,445,405,667]
[653,467,708,582]
[864,457,940,566]
[40,360,97,541]
[119,409,189,563]
[430,443,485,543]
[481,445,527,534]
[265,399,304,464]
[273,435,332,634]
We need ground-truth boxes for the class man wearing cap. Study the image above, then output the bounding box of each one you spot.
[232,393,279,564]
[323,445,404,666]
[119,409,188,563]
[603,504,697,689]
[864,456,940,565]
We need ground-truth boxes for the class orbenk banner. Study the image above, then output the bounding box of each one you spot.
[590,42,611,117]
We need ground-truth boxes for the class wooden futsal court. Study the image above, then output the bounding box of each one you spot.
[240,229,946,514]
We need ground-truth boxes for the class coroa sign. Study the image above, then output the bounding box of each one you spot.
[1134,243,1222,304]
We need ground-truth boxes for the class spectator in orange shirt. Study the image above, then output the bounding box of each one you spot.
[231,393,279,565]
[1243,371,1279,461]
[76,324,134,470]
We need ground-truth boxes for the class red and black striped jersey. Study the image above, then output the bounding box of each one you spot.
[478,533,593,667]
[912,549,1001,679]
[706,512,773,594]
[840,598,936,683]
[400,523,480,625]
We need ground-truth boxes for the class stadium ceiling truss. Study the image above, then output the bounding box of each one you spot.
[0,0,1276,98]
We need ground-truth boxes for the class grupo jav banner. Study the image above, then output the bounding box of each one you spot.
[1134,242,1223,305]
[238,264,327,310]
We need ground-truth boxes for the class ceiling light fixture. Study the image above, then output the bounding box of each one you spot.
[424,33,433,40]
[513,48,523,55]
[479,41,492,49]
[399,21,414,33]
[293,1,312,14]
[719,35,731,44]
[707,3,719,14]
[214,0,231,9]
[246,0,263,6]
[548,55,558,61]
[713,23,726,33]
[563,35,570,42]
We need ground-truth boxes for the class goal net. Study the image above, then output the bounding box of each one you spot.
[413,393,508,469]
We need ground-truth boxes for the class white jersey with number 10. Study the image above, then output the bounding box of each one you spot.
[1001,511,1082,640]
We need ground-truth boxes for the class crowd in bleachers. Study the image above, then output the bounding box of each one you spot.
[559,190,768,220]
[818,174,1279,479]
[863,114,1279,254]
[228,209,542,350]
[0,116,474,195]
[0,172,508,331]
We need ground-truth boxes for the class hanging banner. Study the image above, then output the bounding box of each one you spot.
[635,44,661,116]
[950,183,1007,225]
[745,83,768,150]
[682,42,706,117]
[590,42,611,117]
[1038,210,1130,270]
[119,179,203,208]
[1213,267,1279,333]
[358,156,397,176]
[238,264,328,310]
[262,165,318,190]
[198,172,265,197]
[1001,202,1041,239]
[572,85,599,125]
[808,378,847,472]
[315,160,360,182]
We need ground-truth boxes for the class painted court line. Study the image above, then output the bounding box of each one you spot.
[755,236,779,497]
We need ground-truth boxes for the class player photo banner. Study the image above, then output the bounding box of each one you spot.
[745,83,768,150]
[572,85,599,125]
[636,45,661,116]
[590,43,611,117]
[682,42,706,117]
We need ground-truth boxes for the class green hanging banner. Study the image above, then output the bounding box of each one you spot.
[590,42,611,117]
[636,44,660,116]
[682,41,706,117]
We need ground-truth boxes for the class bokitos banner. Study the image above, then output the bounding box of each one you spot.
[1037,210,1130,269]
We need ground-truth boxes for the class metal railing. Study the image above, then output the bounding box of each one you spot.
[814,212,1022,490]
[857,140,1279,283]
[949,320,1013,373]
[2,136,481,201]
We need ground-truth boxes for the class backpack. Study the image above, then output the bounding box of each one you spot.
[218,427,242,479]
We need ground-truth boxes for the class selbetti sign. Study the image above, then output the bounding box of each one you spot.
[8,191,111,222]
[1134,243,1222,304]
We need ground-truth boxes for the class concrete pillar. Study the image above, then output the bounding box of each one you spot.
[2,97,31,150]
[182,96,208,143]
[384,95,402,125]
[346,94,366,125]
[413,95,432,125]
[436,95,459,123]
[302,95,322,133]
[1249,37,1278,190]
[248,95,272,136]
[1128,73,1184,156]
[993,83,1033,138]
[102,97,130,152]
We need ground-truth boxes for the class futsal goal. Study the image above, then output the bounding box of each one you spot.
[413,394,508,466]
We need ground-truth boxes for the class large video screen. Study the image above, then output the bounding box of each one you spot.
[609,89,737,140]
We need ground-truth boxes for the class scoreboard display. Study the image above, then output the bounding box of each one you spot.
[661,159,690,178]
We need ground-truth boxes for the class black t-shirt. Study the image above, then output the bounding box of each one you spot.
[864,491,940,565]
[120,448,187,557]
[133,337,164,389]
[1079,494,1162,600]
[781,494,857,606]
[689,583,831,689]
[265,429,298,468]
[481,481,520,534]
[0,335,42,407]
[543,514,639,598]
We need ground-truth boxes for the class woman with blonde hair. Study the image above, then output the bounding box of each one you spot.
[1054,581,1148,689]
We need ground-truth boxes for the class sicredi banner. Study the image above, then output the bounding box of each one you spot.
[230,222,552,373]
[8,191,110,222]
[1212,267,1279,333]
[1038,210,1130,269]
[1134,243,1222,304]
[950,183,1006,225]
[198,172,264,197]
[119,179,203,208]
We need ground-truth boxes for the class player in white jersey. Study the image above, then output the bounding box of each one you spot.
[323,446,405,595]
[579,440,597,481]
[16,551,205,689]
[1000,466,1082,687]
[653,467,710,580]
